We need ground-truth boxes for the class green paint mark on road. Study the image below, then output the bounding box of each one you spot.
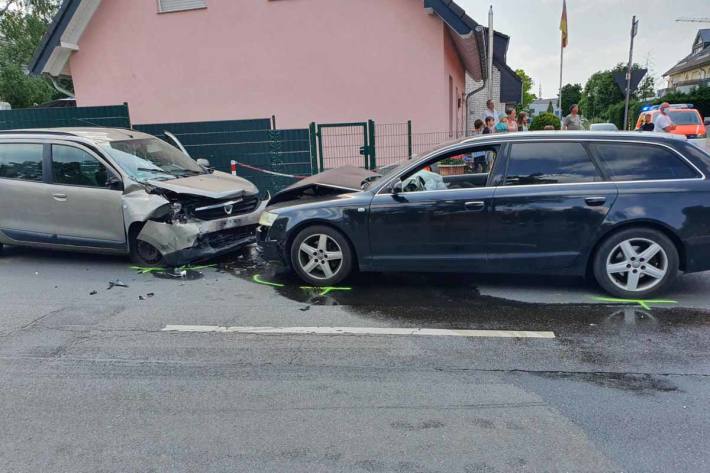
[252,274,285,288]
[591,296,678,310]
[300,286,352,296]
[131,263,216,274]
[130,266,164,274]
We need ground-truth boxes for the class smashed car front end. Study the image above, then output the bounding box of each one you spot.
[122,173,267,266]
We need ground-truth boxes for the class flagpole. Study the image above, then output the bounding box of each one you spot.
[558,0,567,116]
[558,43,563,114]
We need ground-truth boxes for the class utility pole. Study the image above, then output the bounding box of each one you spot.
[487,5,494,102]
[623,16,639,131]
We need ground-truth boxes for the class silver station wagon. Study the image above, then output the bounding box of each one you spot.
[0,128,266,266]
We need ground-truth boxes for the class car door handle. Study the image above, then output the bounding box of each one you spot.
[585,197,606,207]
[465,201,486,211]
[52,193,67,201]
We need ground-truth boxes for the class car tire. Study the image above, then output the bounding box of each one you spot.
[593,227,679,299]
[290,225,353,286]
[129,226,165,267]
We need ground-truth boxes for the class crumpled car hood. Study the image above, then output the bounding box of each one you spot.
[270,166,378,204]
[147,171,258,200]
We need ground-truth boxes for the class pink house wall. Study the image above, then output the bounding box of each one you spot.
[443,28,466,136]
[69,0,466,133]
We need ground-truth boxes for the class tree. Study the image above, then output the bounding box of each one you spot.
[637,75,656,102]
[579,63,644,121]
[0,0,64,108]
[560,83,582,116]
[546,101,554,114]
[514,68,537,111]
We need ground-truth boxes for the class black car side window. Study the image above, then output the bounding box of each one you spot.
[398,147,499,193]
[51,145,110,188]
[504,142,600,186]
[0,143,44,182]
[591,143,700,181]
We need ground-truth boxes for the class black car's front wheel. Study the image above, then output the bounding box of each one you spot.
[290,225,353,286]
[593,227,679,299]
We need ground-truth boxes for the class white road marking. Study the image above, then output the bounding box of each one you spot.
[161,325,555,339]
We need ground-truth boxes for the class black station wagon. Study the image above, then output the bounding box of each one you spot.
[257,132,710,298]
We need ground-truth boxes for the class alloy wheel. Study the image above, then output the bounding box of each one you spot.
[297,234,344,281]
[605,237,668,293]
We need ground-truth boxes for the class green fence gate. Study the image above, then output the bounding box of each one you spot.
[315,120,376,171]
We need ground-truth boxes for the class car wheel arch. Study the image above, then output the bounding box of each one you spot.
[586,220,687,276]
[285,220,360,270]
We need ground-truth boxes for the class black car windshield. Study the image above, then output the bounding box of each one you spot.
[103,138,204,182]
[668,111,701,125]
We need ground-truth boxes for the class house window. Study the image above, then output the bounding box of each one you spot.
[158,0,207,13]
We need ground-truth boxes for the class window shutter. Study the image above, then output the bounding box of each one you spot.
[158,0,207,13]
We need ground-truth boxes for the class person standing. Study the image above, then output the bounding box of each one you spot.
[472,119,484,135]
[507,109,518,133]
[495,114,509,133]
[482,99,499,126]
[562,104,582,130]
[517,112,529,131]
[640,113,655,131]
[482,116,495,134]
[653,103,676,133]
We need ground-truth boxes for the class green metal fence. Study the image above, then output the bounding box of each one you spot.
[317,120,462,169]
[0,104,131,130]
[0,103,463,193]
[134,119,312,196]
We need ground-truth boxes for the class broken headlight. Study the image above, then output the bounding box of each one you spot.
[258,211,279,227]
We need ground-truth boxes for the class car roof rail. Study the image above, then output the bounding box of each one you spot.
[0,129,79,137]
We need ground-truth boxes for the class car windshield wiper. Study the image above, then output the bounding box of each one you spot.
[172,169,204,177]
[135,167,178,181]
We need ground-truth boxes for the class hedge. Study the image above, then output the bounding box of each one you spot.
[529,112,561,131]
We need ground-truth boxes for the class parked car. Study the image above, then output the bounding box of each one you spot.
[634,107,707,140]
[589,123,619,132]
[0,128,267,266]
[258,132,710,298]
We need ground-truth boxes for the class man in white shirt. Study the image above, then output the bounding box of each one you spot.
[653,102,676,133]
[482,99,499,125]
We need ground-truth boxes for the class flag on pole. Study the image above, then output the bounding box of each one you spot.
[560,0,568,48]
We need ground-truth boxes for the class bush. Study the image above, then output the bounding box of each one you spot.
[529,113,561,131]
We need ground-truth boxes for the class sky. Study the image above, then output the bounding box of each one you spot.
[457,0,710,98]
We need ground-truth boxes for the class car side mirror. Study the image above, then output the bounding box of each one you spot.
[392,181,404,194]
[106,174,123,191]
[196,158,211,168]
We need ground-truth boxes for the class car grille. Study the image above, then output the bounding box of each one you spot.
[183,195,260,221]
[204,225,258,249]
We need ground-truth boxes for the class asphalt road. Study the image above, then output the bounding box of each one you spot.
[1,245,709,472]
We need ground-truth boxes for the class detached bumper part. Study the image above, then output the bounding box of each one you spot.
[137,200,267,265]
[256,225,288,266]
